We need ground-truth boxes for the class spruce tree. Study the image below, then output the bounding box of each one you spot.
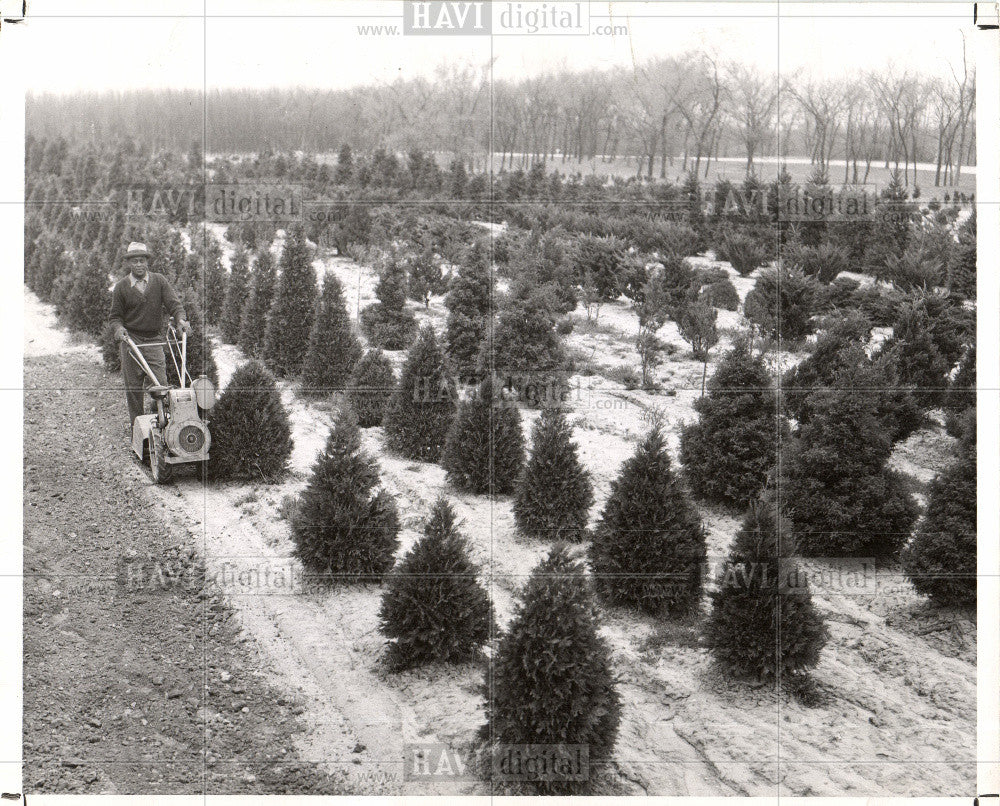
[237,250,276,358]
[779,384,919,558]
[680,339,784,508]
[382,326,457,462]
[513,408,593,541]
[441,377,525,495]
[300,272,362,396]
[445,241,492,379]
[590,425,707,615]
[378,498,493,670]
[902,429,976,608]
[705,498,828,682]
[290,408,400,581]
[207,360,292,481]
[167,287,219,387]
[479,545,621,795]
[64,249,110,336]
[348,349,396,427]
[262,225,318,377]
[219,244,251,343]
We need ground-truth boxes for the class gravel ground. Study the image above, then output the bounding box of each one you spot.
[22,349,353,794]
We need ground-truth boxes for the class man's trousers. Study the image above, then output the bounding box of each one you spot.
[120,337,168,426]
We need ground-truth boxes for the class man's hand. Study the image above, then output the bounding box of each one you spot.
[178,319,193,335]
[114,325,126,343]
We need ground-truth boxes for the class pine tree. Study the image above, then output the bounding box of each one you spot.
[300,272,362,396]
[705,498,828,681]
[479,545,621,795]
[167,287,219,387]
[191,229,228,325]
[513,408,593,541]
[441,377,525,495]
[902,433,976,608]
[237,250,277,358]
[378,498,493,670]
[359,249,417,350]
[290,408,400,581]
[445,241,492,379]
[219,244,251,343]
[262,225,318,377]
[64,249,110,336]
[347,349,396,427]
[383,326,457,462]
[590,425,707,615]
[779,385,919,558]
[207,360,292,481]
[680,340,784,508]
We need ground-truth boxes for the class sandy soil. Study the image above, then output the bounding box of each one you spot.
[23,225,977,795]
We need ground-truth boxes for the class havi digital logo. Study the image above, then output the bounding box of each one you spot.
[403,1,491,35]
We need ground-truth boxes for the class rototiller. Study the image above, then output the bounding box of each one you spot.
[123,324,216,483]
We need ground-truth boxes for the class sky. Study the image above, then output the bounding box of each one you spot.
[12,0,976,95]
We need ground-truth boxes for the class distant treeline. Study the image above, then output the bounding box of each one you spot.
[27,53,974,188]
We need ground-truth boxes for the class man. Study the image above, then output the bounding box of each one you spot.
[108,241,192,426]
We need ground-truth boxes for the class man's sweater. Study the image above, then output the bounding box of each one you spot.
[108,272,186,339]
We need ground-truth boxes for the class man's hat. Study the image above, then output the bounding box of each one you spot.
[125,242,150,259]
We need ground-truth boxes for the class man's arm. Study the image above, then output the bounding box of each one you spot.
[159,275,188,325]
[108,283,126,338]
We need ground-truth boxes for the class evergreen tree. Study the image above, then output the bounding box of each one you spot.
[167,287,219,387]
[944,345,975,439]
[590,425,707,615]
[348,349,396,427]
[445,240,492,379]
[359,249,418,350]
[64,250,110,336]
[383,326,457,462]
[207,360,292,481]
[441,377,525,495]
[219,244,251,343]
[779,385,919,558]
[479,278,567,406]
[705,498,828,681]
[865,170,916,279]
[378,498,493,670]
[237,250,277,358]
[190,229,228,325]
[262,225,318,377]
[781,313,871,423]
[479,545,621,795]
[300,272,362,396]
[290,408,399,581]
[334,143,354,184]
[902,432,976,608]
[875,296,972,409]
[513,408,593,541]
[744,267,818,342]
[680,340,784,508]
